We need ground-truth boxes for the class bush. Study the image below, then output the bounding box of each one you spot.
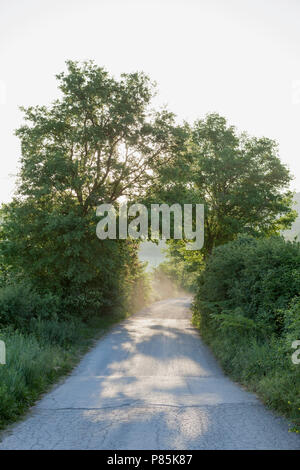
[283,297,300,342]
[193,236,300,337]
[193,235,300,431]
[0,283,60,329]
[28,318,79,348]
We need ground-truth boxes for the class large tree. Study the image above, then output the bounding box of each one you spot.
[151,113,296,256]
[0,61,181,316]
[16,60,182,208]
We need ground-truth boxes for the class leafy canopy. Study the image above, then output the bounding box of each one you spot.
[1,61,182,316]
[151,113,296,255]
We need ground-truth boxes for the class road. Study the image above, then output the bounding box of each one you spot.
[0,297,299,450]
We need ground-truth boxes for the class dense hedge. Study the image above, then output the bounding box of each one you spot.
[194,236,300,336]
[193,236,300,431]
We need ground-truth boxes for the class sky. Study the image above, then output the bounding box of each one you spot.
[0,0,300,204]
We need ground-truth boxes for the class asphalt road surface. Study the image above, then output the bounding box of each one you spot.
[0,297,299,450]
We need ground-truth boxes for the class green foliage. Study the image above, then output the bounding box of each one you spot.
[0,310,128,429]
[193,236,300,431]
[16,61,181,206]
[0,328,70,425]
[0,282,60,329]
[150,113,296,255]
[194,326,300,431]
[193,235,300,336]
[283,297,300,345]
[155,240,204,293]
[0,61,163,319]
[210,310,262,335]
[27,318,79,347]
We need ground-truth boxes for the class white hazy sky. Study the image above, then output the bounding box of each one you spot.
[1,0,300,203]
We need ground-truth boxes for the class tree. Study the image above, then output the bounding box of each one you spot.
[151,113,296,256]
[0,61,180,317]
[16,60,181,208]
[155,239,204,293]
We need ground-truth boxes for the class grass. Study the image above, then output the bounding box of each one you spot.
[0,311,130,430]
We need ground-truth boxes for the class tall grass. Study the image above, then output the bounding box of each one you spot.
[0,312,129,429]
[192,321,300,432]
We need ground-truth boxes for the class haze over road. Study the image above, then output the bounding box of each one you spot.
[0,298,299,450]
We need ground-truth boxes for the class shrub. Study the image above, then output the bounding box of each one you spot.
[0,283,60,329]
[193,236,300,337]
[28,318,79,348]
[192,235,300,430]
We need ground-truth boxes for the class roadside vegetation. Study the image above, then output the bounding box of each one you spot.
[0,310,130,429]
[192,236,300,432]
